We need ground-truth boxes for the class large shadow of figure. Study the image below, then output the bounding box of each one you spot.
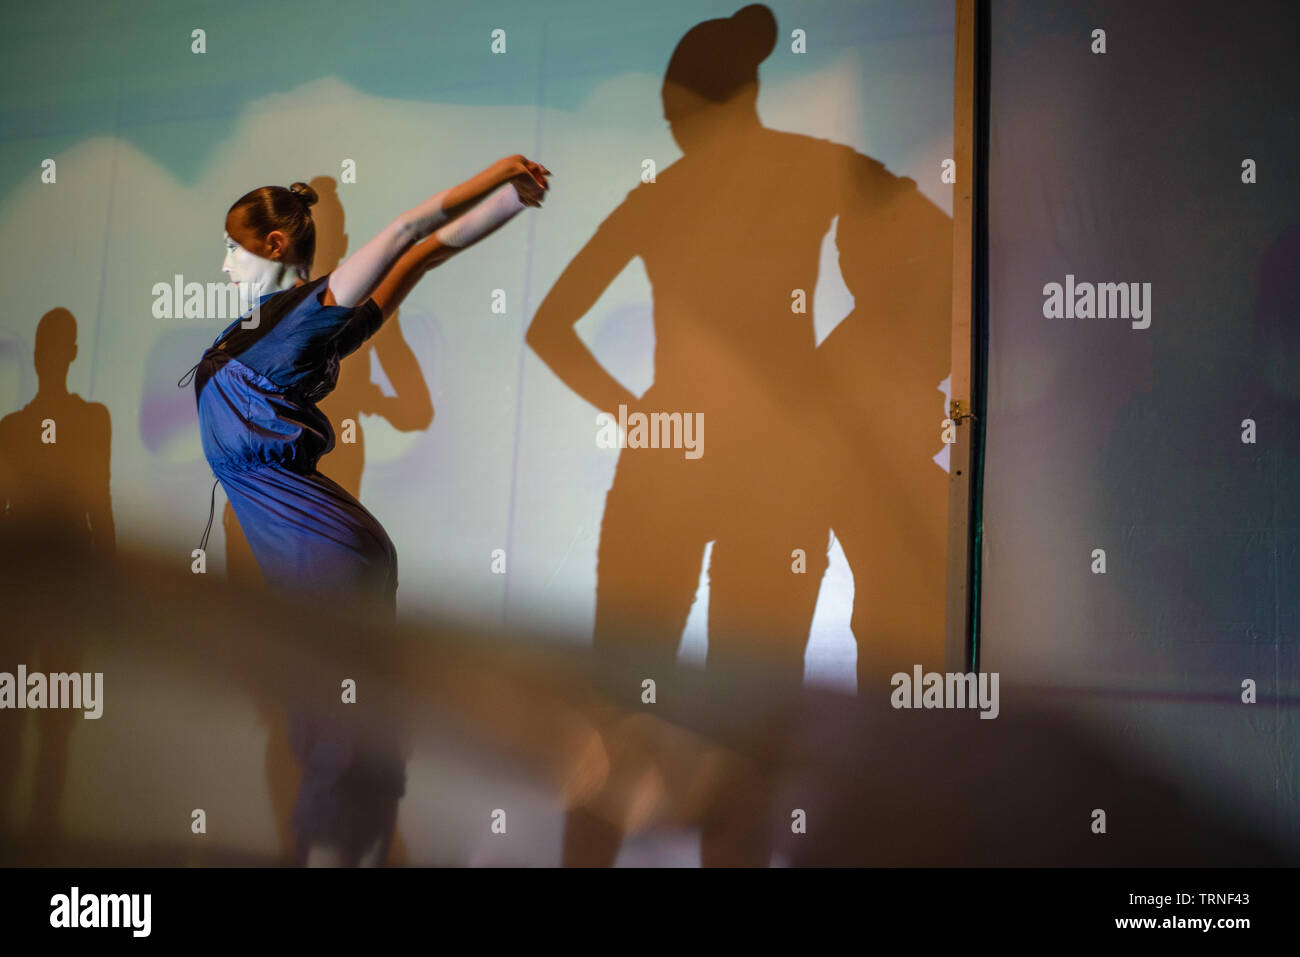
[818,145,952,687]
[221,177,432,865]
[527,4,950,865]
[0,308,115,843]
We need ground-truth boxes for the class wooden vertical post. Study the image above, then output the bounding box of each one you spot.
[945,0,976,671]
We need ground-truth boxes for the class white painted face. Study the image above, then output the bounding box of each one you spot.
[223,230,304,297]
[222,232,293,297]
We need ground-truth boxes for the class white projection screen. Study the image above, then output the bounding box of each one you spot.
[0,1,958,865]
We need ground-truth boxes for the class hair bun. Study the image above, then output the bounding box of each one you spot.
[288,182,318,208]
[731,4,778,65]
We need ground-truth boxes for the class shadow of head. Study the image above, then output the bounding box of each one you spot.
[661,4,777,155]
[34,308,77,381]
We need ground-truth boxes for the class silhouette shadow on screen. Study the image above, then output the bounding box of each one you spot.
[0,307,116,843]
[525,4,951,866]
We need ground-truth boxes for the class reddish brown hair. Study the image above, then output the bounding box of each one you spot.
[225,182,318,278]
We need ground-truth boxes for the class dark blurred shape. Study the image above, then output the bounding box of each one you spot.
[0,307,115,847]
[0,535,1286,866]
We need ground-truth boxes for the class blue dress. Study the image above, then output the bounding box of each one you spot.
[183,275,398,614]
[179,274,405,861]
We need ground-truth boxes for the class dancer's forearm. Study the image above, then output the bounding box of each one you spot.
[369,236,457,321]
[431,182,527,249]
[370,183,529,319]
[399,162,510,240]
[401,153,548,241]
[329,156,545,308]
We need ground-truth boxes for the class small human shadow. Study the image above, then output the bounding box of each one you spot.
[0,307,116,845]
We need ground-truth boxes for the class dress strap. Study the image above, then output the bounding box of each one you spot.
[199,476,220,553]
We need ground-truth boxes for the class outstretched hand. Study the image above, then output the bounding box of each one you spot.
[499,154,551,207]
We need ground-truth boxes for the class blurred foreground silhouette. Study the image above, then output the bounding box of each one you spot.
[0,539,1288,866]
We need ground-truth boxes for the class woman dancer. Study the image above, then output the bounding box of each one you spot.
[179,154,550,865]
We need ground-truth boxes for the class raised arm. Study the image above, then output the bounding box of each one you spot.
[366,234,457,322]
[325,155,550,308]
[353,171,549,329]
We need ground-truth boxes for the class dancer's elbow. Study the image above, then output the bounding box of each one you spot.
[421,237,460,271]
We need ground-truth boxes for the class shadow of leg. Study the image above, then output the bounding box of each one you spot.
[702,511,827,867]
[560,446,711,865]
[28,635,85,845]
[256,695,302,864]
